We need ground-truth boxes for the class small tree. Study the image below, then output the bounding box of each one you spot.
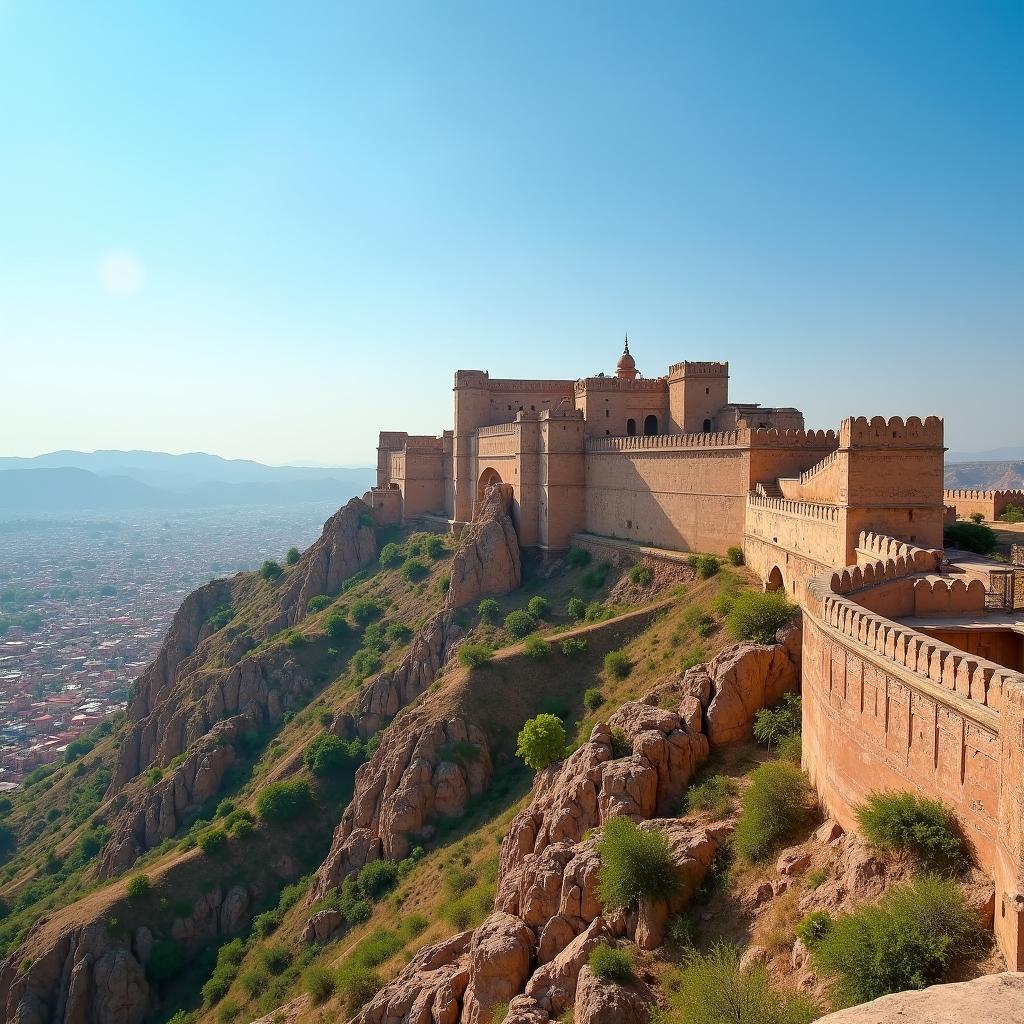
[1000,504,1024,523]
[259,560,283,582]
[504,609,536,639]
[561,636,588,658]
[944,521,997,555]
[401,557,429,582]
[379,542,404,568]
[583,687,604,711]
[629,563,654,586]
[458,643,493,669]
[566,596,586,620]
[752,692,802,751]
[324,609,349,640]
[307,594,331,614]
[969,512,985,524]
[596,815,680,909]
[477,598,500,623]
[285,547,300,565]
[527,595,551,619]
[258,780,313,823]
[424,534,447,558]
[516,713,567,770]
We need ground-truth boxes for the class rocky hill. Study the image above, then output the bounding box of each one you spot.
[0,488,1010,1024]
[944,460,1024,491]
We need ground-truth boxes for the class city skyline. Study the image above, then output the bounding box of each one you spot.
[2,1,1021,464]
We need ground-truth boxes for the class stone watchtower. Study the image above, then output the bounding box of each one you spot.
[667,360,730,434]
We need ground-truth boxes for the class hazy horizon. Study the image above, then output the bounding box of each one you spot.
[2,1,1021,464]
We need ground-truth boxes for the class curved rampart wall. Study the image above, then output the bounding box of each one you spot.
[801,544,1024,969]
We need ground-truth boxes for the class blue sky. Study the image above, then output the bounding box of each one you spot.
[1,1,1020,465]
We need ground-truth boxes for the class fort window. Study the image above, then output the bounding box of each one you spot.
[644,414,658,436]
[702,418,712,432]
[626,418,637,436]
[705,387,710,395]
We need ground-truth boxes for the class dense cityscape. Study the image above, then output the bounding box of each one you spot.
[0,502,345,789]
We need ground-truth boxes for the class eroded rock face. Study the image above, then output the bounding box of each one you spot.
[574,964,655,1024]
[311,717,492,901]
[0,921,152,1024]
[815,972,1024,1023]
[703,623,801,745]
[446,483,521,610]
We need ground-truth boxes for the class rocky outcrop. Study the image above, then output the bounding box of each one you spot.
[311,717,492,901]
[697,623,801,745]
[573,963,655,1024]
[0,922,150,1024]
[446,483,521,610]
[278,496,378,629]
[350,706,718,1024]
[110,496,378,796]
[816,972,1024,1023]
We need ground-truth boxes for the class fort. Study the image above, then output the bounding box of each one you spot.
[374,341,1024,969]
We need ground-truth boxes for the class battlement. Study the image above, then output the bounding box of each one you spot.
[403,435,444,449]
[667,360,729,379]
[574,376,667,394]
[945,489,1024,502]
[798,449,841,485]
[749,427,839,448]
[586,430,745,453]
[839,415,943,448]
[854,531,943,571]
[746,493,841,522]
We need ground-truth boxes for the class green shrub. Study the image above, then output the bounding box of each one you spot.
[566,596,586,620]
[944,520,997,555]
[726,546,745,566]
[206,604,234,631]
[684,774,738,819]
[566,546,591,568]
[588,943,635,983]
[581,561,611,590]
[516,713,567,771]
[423,534,447,558]
[583,687,604,711]
[147,938,184,983]
[727,591,797,644]
[604,649,631,680]
[439,740,480,765]
[216,1000,240,1023]
[811,874,976,1005]
[437,574,450,594]
[304,964,336,1005]
[285,546,300,565]
[610,728,632,758]
[257,779,313,823]
[336,964,383,1012]
[629,563,654,586]
[239,967,269,998]
[401,557,429,582]
[323,609,349,640]
[307,594,331,614]
[304,733,362,776]
[504,609,537,639]
[999,504,1024,523]
[969,512,985,524]
[561,636,588,658]
[734,761,811,861]
[357,859,399,900]
[379,542,404,568]
[795,910,833,948]
[351,598,382,623]
[386,622,413,644]
[688,553,721,579]
[778,732,802,764]
[671,943,819,1024]
[259,560,283,582]
[752,692,802,751]
[458,642,493,668]
[197,827,227,854]
[523,634,550,659]
[284,629,306,649]
[585,600,611,622]
[125,873,150,899]
[856,792,966,869]
[596,815,679,910]
[524,596,548,619]
[491,1002,509,1024]
[477,598,500,623]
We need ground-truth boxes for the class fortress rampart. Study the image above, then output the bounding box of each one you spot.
[945,489,1024,522]
[802,539,1024,969]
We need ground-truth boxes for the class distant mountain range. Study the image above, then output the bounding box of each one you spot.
[944,461,1024,492]
[945,445,1024,464]
[0,451,375,511]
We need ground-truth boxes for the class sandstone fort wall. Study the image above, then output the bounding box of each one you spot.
[945,489,1024,521]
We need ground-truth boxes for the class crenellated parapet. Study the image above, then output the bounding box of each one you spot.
[945,488,1024,501]
[749,426,839,448]
[574,376,667,394]
[667,359,729,378]
[855,530,942,571]
[586,430,745,452]
[746,493,841,522]
[839,414,944,447]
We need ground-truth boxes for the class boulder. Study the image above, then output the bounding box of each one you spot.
[446,483,521,609]
[815,972,1024,1023]
[301,910,345,945]
[574,964,654,1024]
[776,848,811,876]
[461,913,536,1024]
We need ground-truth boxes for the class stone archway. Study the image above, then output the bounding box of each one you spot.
[644,414,659,436]
[766,565,785,592]
[477,467,503,502]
